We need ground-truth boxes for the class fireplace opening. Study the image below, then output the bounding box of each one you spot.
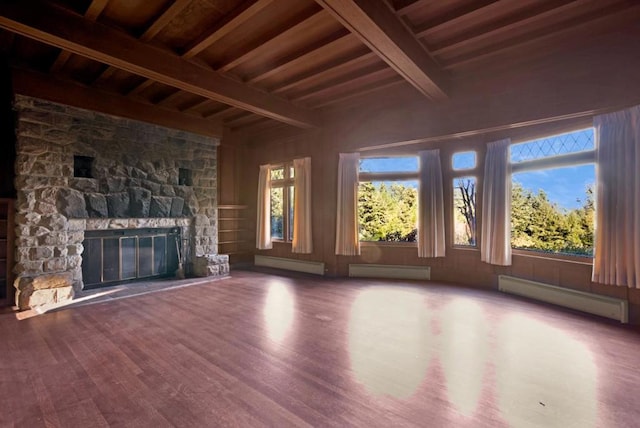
[82,227,181,289]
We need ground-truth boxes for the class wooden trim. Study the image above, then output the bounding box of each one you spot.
[356,103,635,152]
[0,1,320,128]
[13,68,223,138]
[315,0,448,100]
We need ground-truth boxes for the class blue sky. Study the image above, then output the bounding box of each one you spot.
[360,129,595,211]
[513,165,594,210]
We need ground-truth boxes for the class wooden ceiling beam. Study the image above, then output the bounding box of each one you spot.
[139,0,192,42]
[182,0,273,59]
[180,97,214,113]
[246,28,351,84]
[431,0,584,56]
[92,0,193,88]
[442,1,640,69]
[217,7,322,73]
[393,0,429,16]
[247,32,359,86]
[308,76,405,108]
[293,67,397,103]
[13,67,223,137]
[274,52,379,95]
[314,0,448,100]
[49,0,108,72]
[0,1,319,128]
[413,0,501,39]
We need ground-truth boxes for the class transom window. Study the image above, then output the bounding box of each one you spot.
[358,157,418,242]
[452,151,477,171]
[510,128,595,257]
[270,163,294,242]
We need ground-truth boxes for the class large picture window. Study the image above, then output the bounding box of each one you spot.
[270,164,294,242]
[358,157,418,242]
[510,129,595,256]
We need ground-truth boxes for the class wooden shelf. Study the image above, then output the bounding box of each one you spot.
[218,205,248,210]
[0,199,15,305]
[219,217,247,221]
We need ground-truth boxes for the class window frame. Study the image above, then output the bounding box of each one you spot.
[450,150,479,249]
[269,162,295,243]
[452,175,478,248]
[509,128,596,258]
[357,155,419,244]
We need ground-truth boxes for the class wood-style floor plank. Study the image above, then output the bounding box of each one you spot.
[1,269,640,427]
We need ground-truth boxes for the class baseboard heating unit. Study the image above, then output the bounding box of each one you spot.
[349,264,430,280]
[254,255,325,275]
[498,275,628,323]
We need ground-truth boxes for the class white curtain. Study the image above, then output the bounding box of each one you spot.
[481,139,512,266]
[256,164,272,250]
[292,157,312,253]
[335,153,360,255]
[418,149,445,258]
[592,105,640,288]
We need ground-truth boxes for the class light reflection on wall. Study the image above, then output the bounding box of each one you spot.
[263,281,295,346]
[439,298,488,417]
[348,288,432,398]
[495,314,597,428]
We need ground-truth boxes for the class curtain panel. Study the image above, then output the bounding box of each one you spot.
[292,157,313,254]
[418,149,446,258]
[593,105,640,288]
[335,153,360,256]
[481,139,512,266]
[256,164,272,250]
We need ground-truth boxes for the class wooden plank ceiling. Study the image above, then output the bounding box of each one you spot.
[0,0,638,136]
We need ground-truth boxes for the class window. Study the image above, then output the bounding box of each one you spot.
[452,151,476,170]
[451,150,478,247]
[453,177,477,246]
[358,157,418,242]
[270,163,294,242]
[510,129,595,256]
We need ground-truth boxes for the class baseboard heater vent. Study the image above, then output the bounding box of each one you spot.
[349,264,430,280]
[498,275,628,323]
[254,256,325,275]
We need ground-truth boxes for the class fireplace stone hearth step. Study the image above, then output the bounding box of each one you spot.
[193,254,229,277]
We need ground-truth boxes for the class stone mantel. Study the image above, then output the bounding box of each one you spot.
[78,217,193,231]
[13,95,227,310]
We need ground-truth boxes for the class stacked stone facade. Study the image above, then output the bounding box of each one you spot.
[13,95,226,309]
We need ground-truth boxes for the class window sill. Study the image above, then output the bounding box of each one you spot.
[512,249,593,265]
[360,241,417,248]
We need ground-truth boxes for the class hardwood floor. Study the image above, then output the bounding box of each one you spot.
[1,269,639,427]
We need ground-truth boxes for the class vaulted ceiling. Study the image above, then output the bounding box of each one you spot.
[0,0,638,137]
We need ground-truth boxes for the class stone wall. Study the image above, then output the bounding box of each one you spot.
[13,95,223,309]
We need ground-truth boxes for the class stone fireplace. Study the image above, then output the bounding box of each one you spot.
[13,95,228,309]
